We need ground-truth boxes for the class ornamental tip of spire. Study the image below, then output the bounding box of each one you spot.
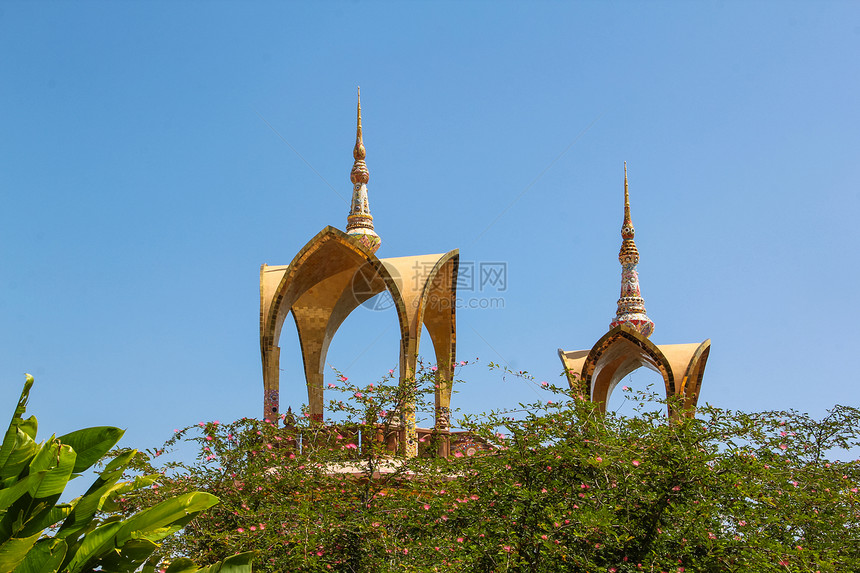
[611,161,652,338]
[346,88,380,254]
[350,87,369,185]
[353,86,366,162]
[621,161,634,239]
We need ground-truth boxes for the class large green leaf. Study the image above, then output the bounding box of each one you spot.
[0,377,34,473]
[17,500,70,539]
[63,520,122,573]
[0,473,44,515]
[0,431,37,482]
[27,442,75,499]
[10,538,66,573]
[164,558,198,573]
[159,552,254,573]
[57,427,124,474]
[196,552,255,573]
[92,538,159,573]
[114,492,218,546]
[56,450,136,540]
[0,532,41,573]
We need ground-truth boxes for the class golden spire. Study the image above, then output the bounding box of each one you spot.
[346,87,381,253]
[622,161,634,239]
[610,162,654,337]
[352,87,367,169]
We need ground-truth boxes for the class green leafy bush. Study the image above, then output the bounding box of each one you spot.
[126,365,860,572]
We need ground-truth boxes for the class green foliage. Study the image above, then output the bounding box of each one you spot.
[0,374,253,573]
[128,364,860,572]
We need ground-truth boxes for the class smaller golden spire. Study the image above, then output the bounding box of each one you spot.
[350,86,369,184]
[346,86,380,254]
[610,162,653,338]
[622,161,634,239]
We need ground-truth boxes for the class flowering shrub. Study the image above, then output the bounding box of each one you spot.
[121,365,860,572]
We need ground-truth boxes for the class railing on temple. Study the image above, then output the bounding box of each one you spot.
[277,423,493,460]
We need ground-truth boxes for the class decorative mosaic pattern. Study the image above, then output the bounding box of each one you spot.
[610,164,654,338]
[346,88,381,254]
[264,388,279,417]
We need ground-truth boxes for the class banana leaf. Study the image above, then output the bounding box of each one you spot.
[10,538,66,573]
[57,427,124,474]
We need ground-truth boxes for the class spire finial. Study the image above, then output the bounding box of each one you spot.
[354,86,366,162]
[346,87,381,253]
[622,161,634,239]
[610,162,654,337]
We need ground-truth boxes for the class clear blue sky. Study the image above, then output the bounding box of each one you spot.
[1,2,858,450]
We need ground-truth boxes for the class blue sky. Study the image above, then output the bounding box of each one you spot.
[1,2,858,451]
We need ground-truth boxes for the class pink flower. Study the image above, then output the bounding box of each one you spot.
[457,537,464,543]
[431,366,438,371]
[454,451,463,458]
[595,456,603,463]
[632,460,640,467]
[346,443,358,449]
[423,504,430,510]
[327,383,336,388]
[502,545,512,552]
[779,444,787,450]
[354,392,363,398]
[250,526,257,531]
[541,381,549,387]
[622,386,630,391]
[237,527,245,533]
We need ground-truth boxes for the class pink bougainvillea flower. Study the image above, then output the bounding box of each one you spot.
[779,444,788,450]
[595,457,603,463]
[456,537,464,543]
[354,392,363,398]
[237,527,245,533]
[346,443,357,449]
[541,381,549,387]
[632,460,640,467]
[431,366,438,371]
[423,504,431,510]
[327,383,336,388]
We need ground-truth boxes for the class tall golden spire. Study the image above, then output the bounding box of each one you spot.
[346,87,381,253]
[610,162,654,337]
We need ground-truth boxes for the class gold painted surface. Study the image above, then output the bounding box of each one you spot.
[558,325,710,418]
[260,227,459,457]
